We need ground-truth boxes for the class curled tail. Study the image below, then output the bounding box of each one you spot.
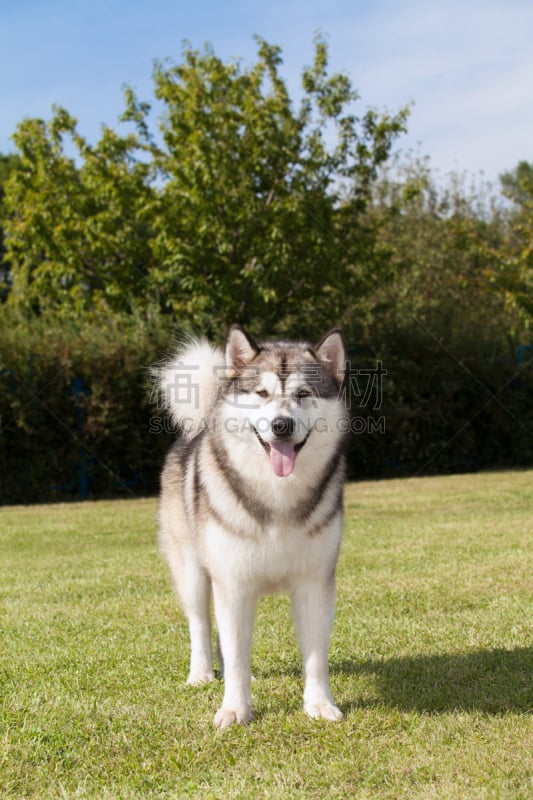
[154,337,225,439]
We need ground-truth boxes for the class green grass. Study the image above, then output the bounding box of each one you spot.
[1,470,532,799]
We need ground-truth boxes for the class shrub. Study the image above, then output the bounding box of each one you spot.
[0,311,173,503]
[0,312,531,503]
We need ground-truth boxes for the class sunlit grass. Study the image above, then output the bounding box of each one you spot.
[1,470,532,798]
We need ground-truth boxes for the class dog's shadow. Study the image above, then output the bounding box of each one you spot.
[329,645,533,715]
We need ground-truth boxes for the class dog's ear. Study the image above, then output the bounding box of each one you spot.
[225,325,260,373]
[314,328,346,384]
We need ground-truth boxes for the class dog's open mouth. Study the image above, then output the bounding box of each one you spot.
[253,428,310,478]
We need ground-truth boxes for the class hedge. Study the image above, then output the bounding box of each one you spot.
[0,314,174,503]
[346,327,533,479]
[0,314,531,503]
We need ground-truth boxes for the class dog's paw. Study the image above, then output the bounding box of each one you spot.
[304,701,344,722]
[186,669,215,686]
[214,706,252,730]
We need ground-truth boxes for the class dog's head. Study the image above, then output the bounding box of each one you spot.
[219,325,347,478]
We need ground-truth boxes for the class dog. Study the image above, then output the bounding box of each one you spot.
[156,325,348,729]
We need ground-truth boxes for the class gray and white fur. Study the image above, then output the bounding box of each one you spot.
[157,325,348,729]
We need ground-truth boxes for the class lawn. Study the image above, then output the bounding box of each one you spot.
[0,470,532,799]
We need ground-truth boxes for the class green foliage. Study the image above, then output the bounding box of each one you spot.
[1,37,408,333]
[342,159,533,478]
[347,323,533,479]
[498,161,533,323]
[1,38,530,343]
[0,152,20,300]
[501,160,533,207]
[363,157,516,349]
[131,36,407,333]
[2,110,157,314]
[0,309,173,503]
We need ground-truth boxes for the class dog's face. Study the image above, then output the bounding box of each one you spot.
[219,326,346,477]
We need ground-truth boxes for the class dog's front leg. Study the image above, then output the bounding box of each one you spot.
[212,582,256,729]
[291,577,344,722]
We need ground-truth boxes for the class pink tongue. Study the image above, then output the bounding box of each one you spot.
[269,441,296,477]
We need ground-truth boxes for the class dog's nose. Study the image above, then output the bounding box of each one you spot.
[271,416,295,439]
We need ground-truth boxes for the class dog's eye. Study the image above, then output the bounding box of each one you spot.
[296,387,312,399]
[256,389,269,398]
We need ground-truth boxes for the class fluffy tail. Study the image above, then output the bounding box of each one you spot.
[154,337,225,439]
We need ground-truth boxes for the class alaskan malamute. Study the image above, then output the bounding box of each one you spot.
[157,325,348,729]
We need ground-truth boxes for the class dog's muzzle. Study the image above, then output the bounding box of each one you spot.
[253,416,310,478]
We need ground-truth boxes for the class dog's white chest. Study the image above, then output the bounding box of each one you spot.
[203,518,341,592]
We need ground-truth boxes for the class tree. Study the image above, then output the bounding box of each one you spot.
[498,161,533,327]
[2,109,156,314]
[364,155,525,353]
[501,161,533,208]
[134,37,408,335]
[2,37,408,334]
[0,152,20,301]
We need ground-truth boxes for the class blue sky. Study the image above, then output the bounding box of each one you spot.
[1,0,532,186]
